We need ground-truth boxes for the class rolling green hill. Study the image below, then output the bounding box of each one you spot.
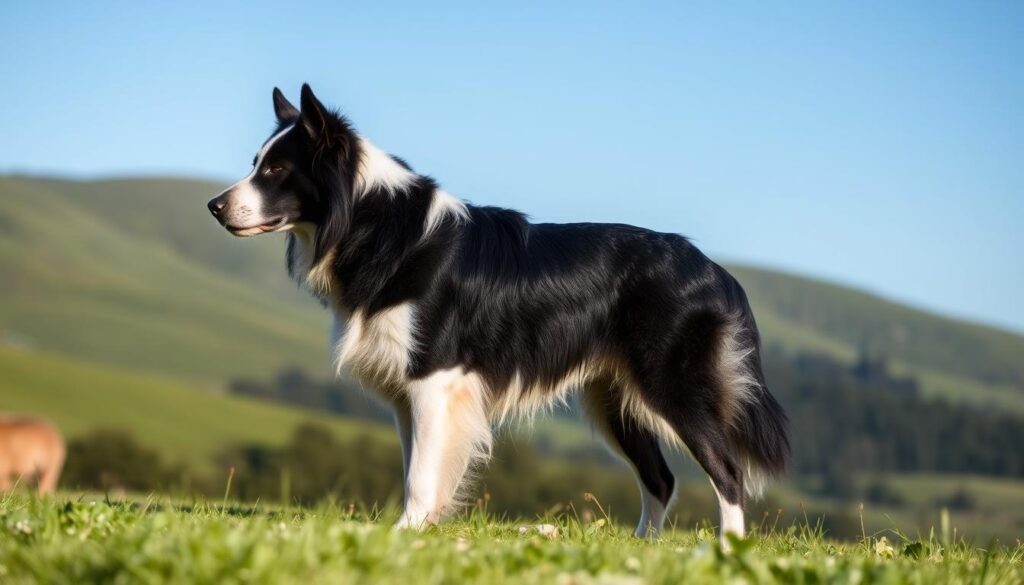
[731,265,1024,388]
[0,176,325,383]
[0,345,392,468]
[1,175,1022,414]
[729,265,1024,412]
[19,177,315,301]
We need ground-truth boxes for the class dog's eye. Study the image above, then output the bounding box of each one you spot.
[263,165,285,176]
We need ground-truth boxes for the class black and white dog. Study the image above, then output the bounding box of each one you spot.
[208,85,789,541]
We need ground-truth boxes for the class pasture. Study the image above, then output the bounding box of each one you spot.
[1,494,1021,584]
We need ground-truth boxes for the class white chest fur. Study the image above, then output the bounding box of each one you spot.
[333,303,417,396]
[289,228,416,395]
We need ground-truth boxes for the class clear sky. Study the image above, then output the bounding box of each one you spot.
[1,1,1021,332]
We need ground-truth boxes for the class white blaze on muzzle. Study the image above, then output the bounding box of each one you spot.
[217,124,296,232]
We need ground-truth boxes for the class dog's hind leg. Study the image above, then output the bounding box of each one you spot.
[582,378,675,538]
[645,391,746,543]
[395,369,492,529]
[624,312,761,546]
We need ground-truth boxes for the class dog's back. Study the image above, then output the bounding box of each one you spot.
[0,416,65,493]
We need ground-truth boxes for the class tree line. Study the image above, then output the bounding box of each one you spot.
[226,348,1024,485]
[763,349,1024,494]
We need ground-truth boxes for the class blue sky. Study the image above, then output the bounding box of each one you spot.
[1,1,1021,331]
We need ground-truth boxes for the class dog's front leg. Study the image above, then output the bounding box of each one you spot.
[395,369,491,529]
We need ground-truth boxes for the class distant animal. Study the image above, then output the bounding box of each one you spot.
[208,85,790,543]
[0,416,65,494]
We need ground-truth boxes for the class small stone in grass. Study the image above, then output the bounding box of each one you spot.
[518,524,560,539]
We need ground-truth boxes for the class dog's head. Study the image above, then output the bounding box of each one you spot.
[208,85,358,260]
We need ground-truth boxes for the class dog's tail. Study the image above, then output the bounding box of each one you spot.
[731,379,789,499]
[720,306,790,500]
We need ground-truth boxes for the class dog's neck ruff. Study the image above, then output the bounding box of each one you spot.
[287,136,469,308]
[354,137,417,197]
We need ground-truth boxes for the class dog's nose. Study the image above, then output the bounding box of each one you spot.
[207,195,227,217]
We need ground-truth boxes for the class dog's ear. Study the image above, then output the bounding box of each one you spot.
[299,83,335,142]
[298,84,357,161]
[297,84,357,261]
[272,87,299,122]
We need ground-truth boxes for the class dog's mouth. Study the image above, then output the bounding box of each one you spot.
[226,217,291,237]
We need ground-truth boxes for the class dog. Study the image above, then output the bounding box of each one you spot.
[208,85,789,541]
[0,415,65,494]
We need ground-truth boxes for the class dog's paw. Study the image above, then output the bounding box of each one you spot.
[394,510,431,530]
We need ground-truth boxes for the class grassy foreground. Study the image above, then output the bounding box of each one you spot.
[0,495,1020,584]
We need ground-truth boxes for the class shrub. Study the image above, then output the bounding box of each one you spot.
[61,429,187,492]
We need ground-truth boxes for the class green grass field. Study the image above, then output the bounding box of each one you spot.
[1,494,1021,584]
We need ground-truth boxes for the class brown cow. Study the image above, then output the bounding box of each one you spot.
[0,416,65,493]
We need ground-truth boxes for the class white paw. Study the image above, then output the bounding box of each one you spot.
[634,525,660,539]
[395,510,431,530]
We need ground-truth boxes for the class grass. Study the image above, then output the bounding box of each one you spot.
[0,346,393,470]
[0,494,1021,584]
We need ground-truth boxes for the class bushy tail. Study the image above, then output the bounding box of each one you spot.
[732,384,790,499]
[721,277,790,500]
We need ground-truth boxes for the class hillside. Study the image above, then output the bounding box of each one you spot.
[0,176,325,383]
[729,265,1024,412]
[20,177,315,301]
[1,175,1022,413]
[731,265,1024,387]
[0,345,392,467]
